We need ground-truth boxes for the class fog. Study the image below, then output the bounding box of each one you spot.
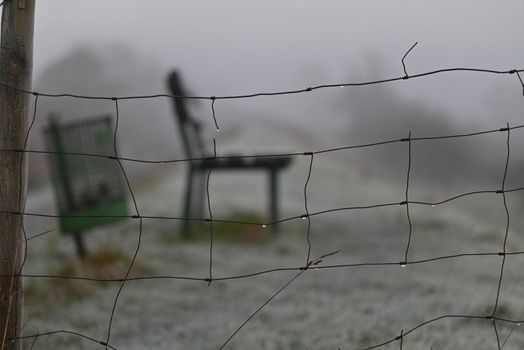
[25,0,524,189]
[32,1,524,119]
[5,2,524,349]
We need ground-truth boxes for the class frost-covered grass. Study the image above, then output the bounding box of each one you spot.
[21,123,524,349]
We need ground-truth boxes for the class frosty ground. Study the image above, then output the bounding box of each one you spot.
[22,122,524,349]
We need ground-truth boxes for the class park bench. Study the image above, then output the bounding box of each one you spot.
[167,71,293,233]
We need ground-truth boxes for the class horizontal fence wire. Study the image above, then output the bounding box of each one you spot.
[1,68,523,102]
[1,57,524,349]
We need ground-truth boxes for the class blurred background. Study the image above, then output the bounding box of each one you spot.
[28,0,524,189]
[9,1,524,349]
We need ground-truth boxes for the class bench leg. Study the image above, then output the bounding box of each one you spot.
[269,169,279,232]
[181,167,194,234]
[195,170,207,224]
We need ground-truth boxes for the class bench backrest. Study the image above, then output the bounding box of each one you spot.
[167,71,205,159]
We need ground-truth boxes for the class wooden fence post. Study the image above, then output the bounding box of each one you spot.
[0,1,36,349]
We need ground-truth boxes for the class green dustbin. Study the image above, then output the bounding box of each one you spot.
[44,114,128,256]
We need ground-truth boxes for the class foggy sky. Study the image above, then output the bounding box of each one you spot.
[31,0,524,127]
[3,1,524,188]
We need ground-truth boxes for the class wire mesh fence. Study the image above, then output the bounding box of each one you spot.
[1,53,524,349]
